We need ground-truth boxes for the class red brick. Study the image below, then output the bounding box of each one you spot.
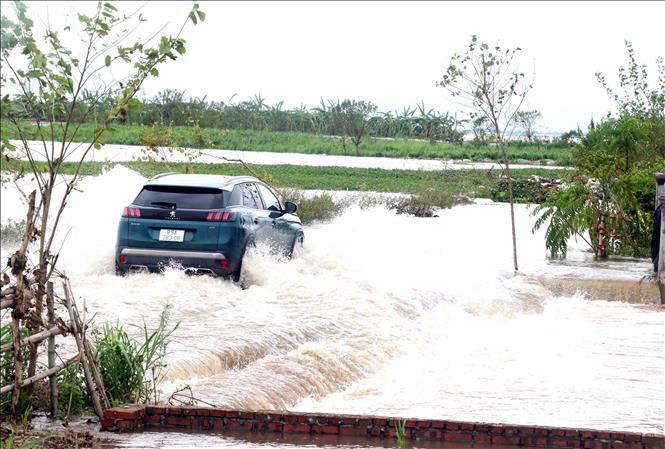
[340,417,357,426]
[213,419,225,431]
[311,425,339,435]
[474,434,492,444]
[475,424,491,432]
[492,425,506,434]
[504,426,520,436]
[552,429,567,437]
[533,428,550,436]
[643,434,665,449]
[225,420,252,431]
[444,432,473,443]
[116,420,136,430]
[283,423,310,434]
[417,420,430,428]
[147,406,167,415]
[210,409,226,418]
[339,426,365,436]
[611,434,628,441]
[427,430,443,440]
[405,419,418,428]
[597,432,612,440]
[370,427,382,437]
[358,418,373,429]
[582,431,596,439]
[105,407,143,420]
[145,415,161,425]
[166,407,183,416]
[445,422,460,430]
[373,419,389,427]
[267,422,283,432]
[566,430,581,438]
[615,444,644,449]
[534,437,549,447]
[387,428,397,439]
[624,434,643,444]
[100,418,116,429]
[459,422,474,431]
[430,420,445,429]
[519,426,538,435]
[238,411,255,419]
[493,435,521,446]
[165,416,191,427]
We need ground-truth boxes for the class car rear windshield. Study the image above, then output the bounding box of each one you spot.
[133,186,225,210]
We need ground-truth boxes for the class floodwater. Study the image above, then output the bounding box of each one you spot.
[1,166,663,448]
[12,139,566,171]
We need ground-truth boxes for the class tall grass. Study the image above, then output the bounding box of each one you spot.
[93,305,178,405]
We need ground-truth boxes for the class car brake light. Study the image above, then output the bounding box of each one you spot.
[207,210,235,222]
[119,255,127,264]
[220,260,228,268]
[122,207,141,218]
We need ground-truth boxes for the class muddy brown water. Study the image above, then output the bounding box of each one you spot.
[2,166,663,448]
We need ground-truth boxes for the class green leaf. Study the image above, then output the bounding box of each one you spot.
[105,55,111,66]
[188,11,197,25]
[150,67,159,77]
[196,10,206,21]
[94,142,102,150]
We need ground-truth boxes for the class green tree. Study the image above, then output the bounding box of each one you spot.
[438,35,534,272]
[514,109,542,142]
[339,99,378,156]
[0,0,203,420]
[533,42,663,259]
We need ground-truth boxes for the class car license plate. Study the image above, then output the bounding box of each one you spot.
[159,229,185,242]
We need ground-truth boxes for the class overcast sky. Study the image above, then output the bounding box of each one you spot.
[5,1,665,133]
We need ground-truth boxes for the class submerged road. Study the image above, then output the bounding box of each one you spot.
[10,140,567,171]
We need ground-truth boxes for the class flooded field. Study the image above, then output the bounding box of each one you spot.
[1,166,663,444]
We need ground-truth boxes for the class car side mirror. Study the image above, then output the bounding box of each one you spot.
[284,201,298,214]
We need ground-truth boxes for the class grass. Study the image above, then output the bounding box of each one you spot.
[1,158,568,201]
[1,120,573,165]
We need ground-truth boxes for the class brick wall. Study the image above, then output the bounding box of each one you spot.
[101,405,665,449]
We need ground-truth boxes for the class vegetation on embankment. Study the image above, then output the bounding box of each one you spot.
[0,120,573,165]
[1,158,567,202]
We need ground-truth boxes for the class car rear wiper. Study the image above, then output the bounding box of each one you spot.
[150,201,177,209]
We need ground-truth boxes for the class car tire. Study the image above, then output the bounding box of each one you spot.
[287,233,304,259]
[115,261,126,277]
[231,238,255,283]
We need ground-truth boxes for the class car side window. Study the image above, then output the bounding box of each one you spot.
[257,183,281,211]
[241,183,263,209]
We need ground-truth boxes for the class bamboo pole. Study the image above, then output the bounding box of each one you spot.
[0,354,80,395]
[47,281,58,418]
[0,325,66,353]
[64,280,103,419]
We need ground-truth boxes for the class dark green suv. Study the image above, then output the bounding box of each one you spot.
[115,173,303,280]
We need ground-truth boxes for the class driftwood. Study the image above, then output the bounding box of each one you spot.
[0,354,80,395]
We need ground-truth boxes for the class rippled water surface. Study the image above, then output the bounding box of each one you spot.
[2,166,663,444]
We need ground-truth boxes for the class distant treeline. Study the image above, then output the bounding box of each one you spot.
[2,89,575,147]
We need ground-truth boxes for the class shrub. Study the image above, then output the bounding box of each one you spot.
[278,189,344,224]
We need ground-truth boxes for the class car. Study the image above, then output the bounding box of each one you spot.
[115,173,303,281]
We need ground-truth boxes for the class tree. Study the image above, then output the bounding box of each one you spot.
[533,42,663,259]
[438,35,534,272]
[514,109,542,141]
[0,0,204,420]
[338,99,378,156]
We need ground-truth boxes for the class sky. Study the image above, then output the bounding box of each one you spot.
[3,1,664,133]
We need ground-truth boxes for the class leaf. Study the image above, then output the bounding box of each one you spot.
[105,55,111,66]
[188,11,198,25]
[150,67,159,77]
[94,142,102,150]
[196,10,206,21]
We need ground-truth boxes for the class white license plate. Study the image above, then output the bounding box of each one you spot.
[159,229,185,242]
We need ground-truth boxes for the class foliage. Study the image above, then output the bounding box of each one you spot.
[3,157,569,201]
[56,364,89,418]
[0,218,25,246]
[278,189,344,224]
[0,323,33,417]
[395,419,407,446]
[491,176,552,204]
[533,61,663,259]
[0,119,574,165]
[93,305,179,405]
[438,34,535,272]
[514,110,543,141]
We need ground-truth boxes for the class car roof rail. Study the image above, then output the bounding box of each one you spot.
[149,172,178,181]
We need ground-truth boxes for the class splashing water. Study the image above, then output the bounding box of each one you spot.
[1,166,662,433]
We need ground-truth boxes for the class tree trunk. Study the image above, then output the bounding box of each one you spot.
[498,139,519,273]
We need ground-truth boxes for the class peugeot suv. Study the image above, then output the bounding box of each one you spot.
[115,173,303,280]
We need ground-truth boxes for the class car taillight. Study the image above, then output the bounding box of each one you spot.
[119,255,127,264]
[122,207,141,217]
[207,210,235,222]
[219,260,228,269]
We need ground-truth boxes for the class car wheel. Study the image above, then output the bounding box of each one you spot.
[231,238,255,283]
[288,233,304,258]
[115,261,126,277]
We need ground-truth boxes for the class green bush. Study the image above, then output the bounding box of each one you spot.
[278,189,343,224]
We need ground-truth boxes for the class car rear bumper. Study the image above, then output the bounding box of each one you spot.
[117,247,233,276]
